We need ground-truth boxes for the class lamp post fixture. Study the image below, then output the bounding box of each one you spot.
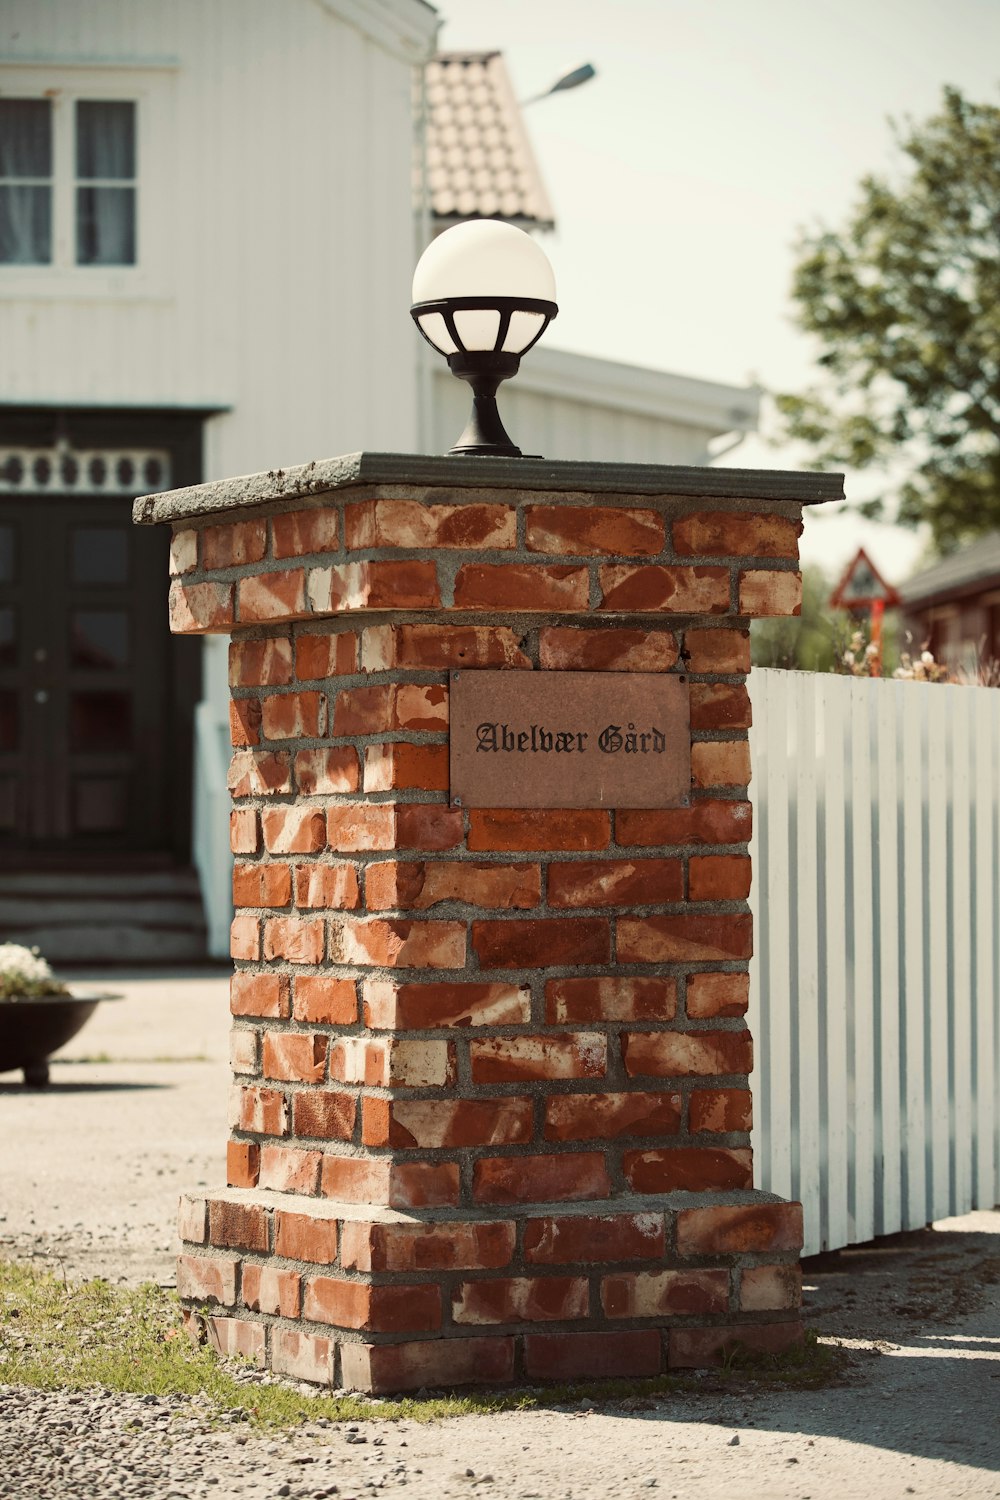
[410,220,558,457]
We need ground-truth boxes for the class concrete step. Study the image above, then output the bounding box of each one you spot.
[0,866,209,964]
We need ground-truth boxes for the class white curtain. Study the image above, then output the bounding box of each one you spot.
[0,99,52,264]
[76,101,136,265]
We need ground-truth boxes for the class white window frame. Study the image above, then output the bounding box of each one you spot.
[0,62,175,300]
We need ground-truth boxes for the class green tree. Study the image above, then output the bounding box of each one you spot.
[776,87,1000,554]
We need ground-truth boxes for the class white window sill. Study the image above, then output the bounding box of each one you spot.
[0,266,168,301]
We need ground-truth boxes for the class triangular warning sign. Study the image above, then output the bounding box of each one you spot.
[830,547,900,610]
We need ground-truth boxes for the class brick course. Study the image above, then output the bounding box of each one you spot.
[156,467,810,1393]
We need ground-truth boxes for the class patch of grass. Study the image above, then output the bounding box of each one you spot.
[54,1054,211,1065]
[0,1259,849,1429]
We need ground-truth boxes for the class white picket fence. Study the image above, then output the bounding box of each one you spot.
[747,669,1000,1255]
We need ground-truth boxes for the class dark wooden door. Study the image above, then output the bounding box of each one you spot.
[0,493,175,852]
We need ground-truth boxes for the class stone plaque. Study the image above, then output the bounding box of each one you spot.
[449,671,690,809]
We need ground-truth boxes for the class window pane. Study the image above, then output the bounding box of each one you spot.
[0,526,14,583]
[76,101,135,179]
[0,184,51,264]
[0,690,17,751]
[0,100,52,177]
[0,608,15,668]
[76,185,135,265]
[71,527,129,585]
[74,776,128,833]
[70,690,131,751]
[0,775,17,830]
[71,610,129,669]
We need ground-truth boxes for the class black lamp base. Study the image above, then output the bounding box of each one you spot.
[446,351,523,458]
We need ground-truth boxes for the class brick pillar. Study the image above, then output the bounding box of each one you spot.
[138,452,840,1394]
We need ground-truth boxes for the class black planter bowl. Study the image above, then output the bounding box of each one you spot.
[0,992,122,1087]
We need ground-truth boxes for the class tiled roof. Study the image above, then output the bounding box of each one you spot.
[424,52,556,231]
[899,531,1000,606]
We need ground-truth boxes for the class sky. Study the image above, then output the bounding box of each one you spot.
[435,0,1000,583]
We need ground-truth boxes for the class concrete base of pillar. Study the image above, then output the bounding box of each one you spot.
[178,1187,804,1393]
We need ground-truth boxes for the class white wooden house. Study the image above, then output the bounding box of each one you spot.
[0,3,758,959]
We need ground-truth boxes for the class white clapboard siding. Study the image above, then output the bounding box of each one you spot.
[748,670,1000,1255]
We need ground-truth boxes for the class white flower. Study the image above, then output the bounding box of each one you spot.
[843,650,855,666]
[0,943,54,986]
[921,650,936,668]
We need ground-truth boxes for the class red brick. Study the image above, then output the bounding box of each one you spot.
[599,564,730,614]
[674,511,801,558]
[208,1201,269,1252]
[226,1140,260,1188]
[319,1156,460,1208]
[262,1032,327,1083]
[169,529,197,575]
[395,683,449,731]
[623,1147,753,1192]
[340,1337,514,1395]
[295,630,358,680]
[304,1277,441,1333]
[739,1264,802,1311]
[691,740,752,789]
[205,1316,266,1366]
[686,971,750,1019]
[229,637,295,687]
[341,1219,516,1273]
[230,915,259,960]
[453,563,589,612]
[547,858,682,908]
[618,914,753,963]
[454,1275,589,1325]
[345,498,515,550]
[684,628,751,674]
[366,860,540,912]
[263,915,325,964]
[169,578,234,633]
[294,863,359,910]
[308,560,440,612]
[690,1088,753,1132]
[229,697,261,748]
[237,1085,288,1136]
[739,568,802,617]
[363,979,530,1030]
[616,801,751,848]
[331,917,466,969]
[624,1029,752,1078]
[333,684,397,735]
[262,806,327,854]
[261,690,324,740]
[675,1202,803,1255]
[361,623,531,671]
[177,1254,237,1305]
[365,1097,533,1149]
[364,742,449,793]
[272,507,340,559]
[292,975,358,1025]
[272,1328,334,1386]
[330,1037,454,1088]
[539,626,679,672]
[232,862,292,908]
[230,972,290,1019]
[292,1091,356,1140]
[259,1144,322,1195]
[230,808,259,854]
[545,976,676,1024]
[544,1091,681,1141]
[473,1153,611,1205]
[177,1196,207,1245]
[294,747,359,794]
[241,1265,301,1318]
[689,854,752,901]
[602,1268,729,1318]
[326,803,396,852]
[669,1321,804,1369]
[524,1212,665,1265]
[395,804,465,851]
[470,1034,607,1083]
[229,1028,258,1073]
[523,1330,661,1381]
[690,683,752,731]
[274,1211,338,1264]
[472,917,609,968]
[228,749,294,798]
[526,505,664,556]
[201,519,267,570]
[238,568,308,623]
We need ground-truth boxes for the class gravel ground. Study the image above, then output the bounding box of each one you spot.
[2,969,1000,1499]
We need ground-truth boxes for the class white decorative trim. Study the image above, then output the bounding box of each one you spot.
[314,0,439,63]
[0,446,172,496]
